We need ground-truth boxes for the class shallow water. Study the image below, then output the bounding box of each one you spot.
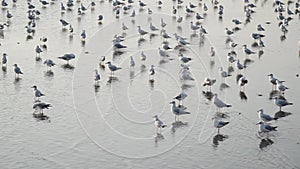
[1,0,300,168]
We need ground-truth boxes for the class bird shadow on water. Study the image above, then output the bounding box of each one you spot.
[2,66,7,72]
[227,66,234,74]
[202,91,214,101]
[44,70,54,77]
[274,110,292,119]
[154,133,165,145]
[259,138,274,149]
[239,91,248,101]
[61,64,75,70]
[212,134,229,147]
[107,76,119,84]
[112,50,125,59]
[171,121,188,134]
[33,112,50,123]
[220,82,230,91]
[236,74,243,83]
[137,38,146,47]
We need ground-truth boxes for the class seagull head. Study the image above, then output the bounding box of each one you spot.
[31,85,37,89]
[169,101,175,104]
[256,121,263,125]
[257,108,263,113]
[105,61,111,64]
[267,73,273,77]
[13,64,17,67]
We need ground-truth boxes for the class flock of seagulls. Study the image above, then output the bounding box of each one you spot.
[0,0,298,148]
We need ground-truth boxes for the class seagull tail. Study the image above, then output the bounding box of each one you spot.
[162,125,167,128]
[288,102,293,105]
[273,117,278,120]
[226,104,232,107]
[223,121,230,126]
[183,111,191,114]
[272,126,278,131]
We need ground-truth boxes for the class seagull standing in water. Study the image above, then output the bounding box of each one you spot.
[58,53,75,65]
[256,121,277,135]
[213,94,232,112]
[173,91,188,107]
[153,115,167,134]
[257,108,277,122]
[129,56,135,69]
[212,116,229,134]
[273,97,293,111]
[202,77,216,91]
[106,61,122,77]
[43,59,56,71]
[31,85,45,101]
[2,53,7,67]
[267,73,278,90]
[13,64,23,79]
[33,101,52,115]
[94,69,101,85]
[149,65,155,81]
[81,30,86,42]
[170,101,190,121]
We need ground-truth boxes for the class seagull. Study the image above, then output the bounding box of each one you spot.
[232,19,242,25]
[169,101,190,121]
[202,77,216,91]
[213,116,229,134]
[106,61,122,76]
[160,18,166,28]
[173,91,188,107]
[227,53,236,65]
[31,85,45,100]
[257,24,265,31]
[195,13,204,21]
[81,30,86,41]
[180,69,194,81]
[256,121,277,134]
[121,23,128,32]
[149,65,155,81]
[35,45,43,58]
[2,53,7,67]
[238,76,248,91]
[94,69,101,84]
[190,21,200,32]
[257,108,277,122]
[225,28,234,36]
[13,64,23,79]
[129,56,135,68]
[213,94,232,112]
[153,115,167,134]
[210,47,215,57]
[149,22,159,32]
[58,53,75,64]
[273,97,293,111]
[267,74,278,89]
[59,19,69,28]
[178,53,192,63]
[219,67,232,82]
[158,47,168,58]
[33,101,51,114]
[137,26,148,38]
[199,25,208,35]
[236,59,244,72]
[140,51,146,63]
[161,29,171,41]
[277,80,289,94]
[43,59,55,71]
[243,45,256,56]
[97,15,103,23]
